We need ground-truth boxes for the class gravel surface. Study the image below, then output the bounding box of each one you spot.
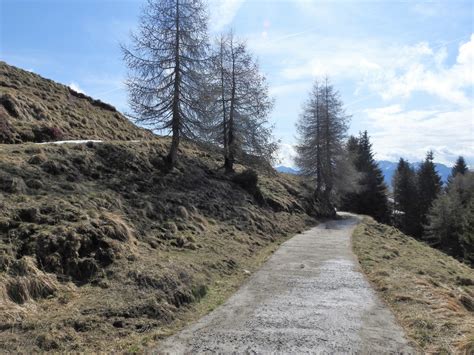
[155,214,415,354]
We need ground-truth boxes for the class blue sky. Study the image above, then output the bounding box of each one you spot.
[1,0,473,167]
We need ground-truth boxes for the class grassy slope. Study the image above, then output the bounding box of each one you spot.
[0,61,152,143]
[353,218,474,354]
[0,139,316,352]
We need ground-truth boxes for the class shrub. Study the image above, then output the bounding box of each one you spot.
[0,108,14,143]
[32,126,64,142]
[0,94,20,118]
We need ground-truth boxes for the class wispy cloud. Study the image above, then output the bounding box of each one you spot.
[364,105,473,165]
[249,30,473,106]
[208,0,245,32]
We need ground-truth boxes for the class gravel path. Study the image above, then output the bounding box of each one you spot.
[155,214,414,354]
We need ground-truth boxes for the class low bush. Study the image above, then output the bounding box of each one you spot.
[0,107,14,143]
[33,126,64,142]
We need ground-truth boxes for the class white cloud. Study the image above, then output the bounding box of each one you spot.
[69,82,85,94]
[364,105,474,165]
[248,30,474,106]
[276,143,297,168]
[368,34,474,106]
[269,82,310,97]
[208,0,245,32]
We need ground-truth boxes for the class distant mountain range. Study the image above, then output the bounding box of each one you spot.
[378,160,451,188]
[275,166,300,175]
[276,161,452,188]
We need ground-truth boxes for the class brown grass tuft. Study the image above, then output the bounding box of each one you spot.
[353,218,474,353]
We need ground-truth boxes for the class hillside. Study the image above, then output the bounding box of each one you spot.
[353,218,474,353]
[0,61,152,143]
[0,60,318,352]
[0,138,316,352]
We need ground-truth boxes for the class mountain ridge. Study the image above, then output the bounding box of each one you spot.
[276,161,452,188]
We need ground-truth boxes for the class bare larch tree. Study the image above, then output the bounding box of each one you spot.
[123,0,208,167]
[204,32,276,173]
[296,78,351,203]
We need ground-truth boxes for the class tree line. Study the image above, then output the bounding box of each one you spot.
[122,0,276,171]
[123,0,472,264]
[295,79,389,220]
[393,155,472,264]
[295,80,472,264]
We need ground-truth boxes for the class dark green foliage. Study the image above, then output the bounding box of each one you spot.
[392,158,420,237]
[340,131,389,222]
[448,156,468,185]
[417,151,442,232]
[425,172,474,264]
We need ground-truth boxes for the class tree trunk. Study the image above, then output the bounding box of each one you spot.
[220,38,229,170]
[324,80,332,195]
[167,0,181,169]
[226,36,236,174]
[315,86,321,195]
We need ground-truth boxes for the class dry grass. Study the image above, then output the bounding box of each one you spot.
[0,61,152,143]
[0,138,316,352]
[353,218,474,354]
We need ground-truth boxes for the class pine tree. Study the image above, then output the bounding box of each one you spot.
[123,0,209,168]
[425,172,474,263]
[340,131,389,222]
[417,151,442,233]
[392,158,419,236]
[448,156,468,184]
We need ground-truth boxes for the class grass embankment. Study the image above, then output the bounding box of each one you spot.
[0,139,316,352]
[0,61,152,143]
[353,218,474,354]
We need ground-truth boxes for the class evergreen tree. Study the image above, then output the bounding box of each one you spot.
[123,0,209,168]
[392,158,419,236]
[425,172,474,264]
[340,131,389,222]
[448,156,468,185]
[417,151,442,232]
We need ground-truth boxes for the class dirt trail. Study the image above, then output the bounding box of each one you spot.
[155,214,414,354]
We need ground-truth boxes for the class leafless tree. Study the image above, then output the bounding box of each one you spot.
[122,0,209,167]
[204,32,276,173]
[296,78,352,200]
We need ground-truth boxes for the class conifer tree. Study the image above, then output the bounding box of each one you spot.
[392,158,419,236]
[123,0,209,168]
[417,151,442,232]
[204,32,276,172]
[448,156,468,183]
[295,79,352,215]
[425,172,474,263]
[340,131,389,222]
